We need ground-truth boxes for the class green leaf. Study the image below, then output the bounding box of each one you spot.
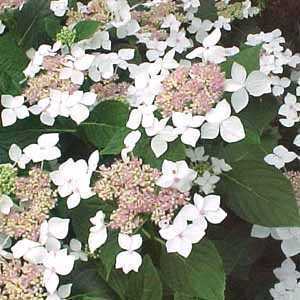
[80,100,129,151]
[160,239,225,300]
[0,33,28,94]
[127,255,163,300]
[75,20,101,41]
[14,0,52,49]
[44,16,62,39]
[98,232,120,279]
[101,127,131,155]
[239,96,279,134]
[219,160,300,226]
[195,0,218,21]
[88,100,129,126]
[221,45,262,76]
[71,262,119,300]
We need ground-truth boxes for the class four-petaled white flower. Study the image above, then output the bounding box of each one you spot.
[43,249,75,294]
[50,0,68,17]
[278,93,300,127]
[145,118,178,158]
[50,151,99,209]
[88,211,108,253]
[270,76,291,96]
[39,218,70,251]
[116,233,143,274]
[264,145,297,169]
[201,99,245,143]
[69,239,88,261]
[195,171,220,195]
[224,62,272,112]
[1,95,29,127]
[159,215,206,258]
[60,46,94,85]
[172,112,205,147]
[186,146,209,163]
[179,194,227,226]
[63,91,97,125]
[126,104,156,130]
[186,29,227,64]
[8,144,31,169]
[156,160,197,192]
[23,133,61,163]
[211,157,232,175]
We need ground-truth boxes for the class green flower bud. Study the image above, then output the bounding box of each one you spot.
[56,26,76,46]
[0,164,17,195]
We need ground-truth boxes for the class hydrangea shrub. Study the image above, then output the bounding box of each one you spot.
[0,0,300,299]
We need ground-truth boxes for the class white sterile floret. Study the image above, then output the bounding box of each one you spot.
[187,17,213,43]
[179,193,227,226]
[195,170,220,195]
[24,42,61,78]
[121,130,142,162]
[294,134,300,147]
[60,46,95,85]
[50,151,99,209]
[172,112,205,147]
[278,93,300,127]
[166,29,192,54]
[126,104,156,130]
[47,284,72,300]
[23,133,61,163]
[77,30,111,51]
[273,259,300,287]
[186,146,209,163]
[116,233,143,274]
[159,214,206,258]
[1,95,29,127]
[0,195,14,215]
[201,99,246,143]
[43,249,75,294]
[186,29,236,64]
[116,19,140,39]
[214,16,231,31]
[252,225,300,257]
[50,0,68,17]
[145,117,178,158]
[242,0,259,19]
[161,14,181,32]
[270,76,291,96]
[0,20,5,35]
[63,90,97,125]
[264,145,297,169]
[8,144,31,169]
[39,218,70,248]
[88,211,108,253]
[156,160,197,192]
[211,157,232,175]
[89,49,134,82]
[181,0,200,11]
[30,89,97,126]
[69,239,88,261]
[107,0,131,28]
[224,62,272,113]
